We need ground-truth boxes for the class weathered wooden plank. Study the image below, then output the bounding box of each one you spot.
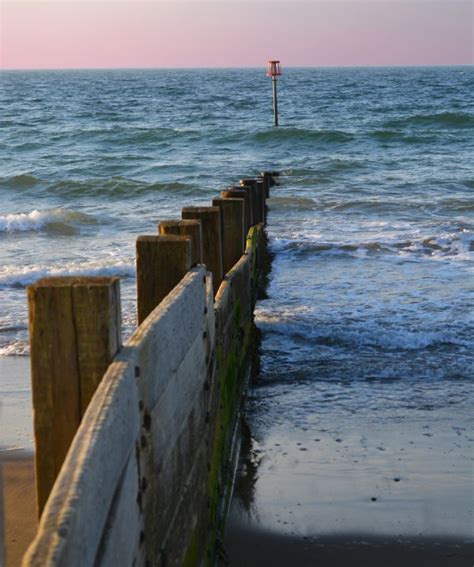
[215,252,251,337]
[23,225,263,567]
[136,273,215,564]
[149,328,207,464]
[27,276,121,516]
[159,439,209,567]
[94,453,143,567]
[141,377,210,558]
[136,235,192,325]
[128,268,207,409]
[23,358,140,567]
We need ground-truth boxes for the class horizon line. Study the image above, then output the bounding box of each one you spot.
[1,63,473,72]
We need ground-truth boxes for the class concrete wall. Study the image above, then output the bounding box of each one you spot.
[23,225,265,567]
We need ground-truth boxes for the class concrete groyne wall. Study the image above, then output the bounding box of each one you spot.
[22,173,275,566]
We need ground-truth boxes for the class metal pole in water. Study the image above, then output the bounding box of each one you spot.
[266,60,282,127]
[272,76,278,126]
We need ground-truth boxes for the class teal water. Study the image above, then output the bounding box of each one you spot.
[0,68,473,461]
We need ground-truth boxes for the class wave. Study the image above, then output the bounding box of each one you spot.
[0,258,135,289]
[0,340,29,357]
[0,208,99,234]
[383,112,474,129]
[51,125,202,145]
[272,231,474,261]
[268,196,317,211]
[439,197,474,212]
[0,175,197,199]
[49,178,195,199]
[255,310,471,352]
[369,130,436,143]
[253,127,354,144]
[1,174,39,188]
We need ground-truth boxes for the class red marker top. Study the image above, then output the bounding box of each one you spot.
[266,60,282,77]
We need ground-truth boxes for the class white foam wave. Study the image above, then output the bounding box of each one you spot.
[0,258,135,289]
[271,230,474,261]
[0,341,29,356]
[0,208,98,233]
[255,310,471,351]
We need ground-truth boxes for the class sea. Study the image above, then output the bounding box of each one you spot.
[1,67,473,540]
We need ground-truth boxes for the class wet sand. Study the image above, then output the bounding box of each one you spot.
[0,450,37,567]
[0,356,33,453]
[224,525,473,566]
[224,409,474,566]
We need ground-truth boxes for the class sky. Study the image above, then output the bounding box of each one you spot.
[0,1,472,69]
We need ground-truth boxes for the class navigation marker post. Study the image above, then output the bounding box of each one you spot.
[266,60,282,126]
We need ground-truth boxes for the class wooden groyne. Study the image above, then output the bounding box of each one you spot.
[23,171,278,566]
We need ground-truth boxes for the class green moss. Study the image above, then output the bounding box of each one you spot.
[182,529,199,567]
[182,225,269,566]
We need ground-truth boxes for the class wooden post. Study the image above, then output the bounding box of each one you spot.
[236,184,255,227]
[136,235,191,325]
[27,276,121,516]
[182,206,223,295]
[255,178,266,224]
[211,198,245,274]
[220,187,250,236]
[240,179,261,225]
[258,174,269,199]
[0,464,4,567]
[260,171,275,195]
[258,176,270,222]
[158,220,203,266]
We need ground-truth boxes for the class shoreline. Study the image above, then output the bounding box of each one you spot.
[0,355,33,454]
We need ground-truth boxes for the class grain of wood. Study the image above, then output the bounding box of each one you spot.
[256,178,266,223]
[239,179,259,225]
[259,172,272,198]
[211,198,245,275]
[27,276,121,516]
[136,235,191,325]
[158,220,203,266]
[181,207,223,295]
[220,188,250,235]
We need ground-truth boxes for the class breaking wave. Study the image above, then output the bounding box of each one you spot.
[0,208,99,234]
[255,309,472,352]
[0,258,135,289]
[272,231,474,261]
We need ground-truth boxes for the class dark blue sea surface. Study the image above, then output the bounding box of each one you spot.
[0,68,473,481]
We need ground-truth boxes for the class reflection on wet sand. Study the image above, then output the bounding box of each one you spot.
[224,407,474,566]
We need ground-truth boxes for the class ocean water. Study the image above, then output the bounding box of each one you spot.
[0,66,473,484]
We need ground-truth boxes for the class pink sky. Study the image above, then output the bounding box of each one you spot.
[1,1,472,69]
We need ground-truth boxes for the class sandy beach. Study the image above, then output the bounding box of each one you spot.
[0,356,36,566]
[0,450,37,567]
